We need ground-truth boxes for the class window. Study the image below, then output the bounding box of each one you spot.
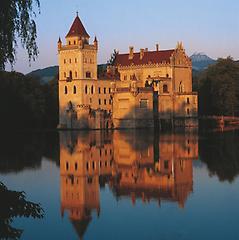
[69,71,73,79]
[109,88,111,93]
[98,87,101,94]
[68,41,71,45]
[73,86,77,94]
[92,162,95,170]
[124,75,127,81]
[91,85,94,94]
[163,84,168,93]
[86,71,91,78]
[166,73,169,78]
[140,99,148,108]
[74,40,76,45]
[179,81,183,93]
[104,99,107,105]
[64,59,66,64]
[90,98,92,104]
[86,162,89,171]
[164,160,169,169]
[75,71,77,78]
[64,72,66,78]
[75,163,78,171]
[104,87,106,94]
[75,58,77,63]
[99,99,101,105]
[187,97,190,104]
[109,99,111,105]
[85,85,88,94]
[187,108,190,115]
[69,59,71,64]
[66,162,69,171]
[64,86,68,94]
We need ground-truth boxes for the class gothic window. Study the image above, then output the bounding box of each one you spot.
[75,163,78,171]
[104,87,106,94]
[91,85,94,94]
[69,71,73,79]
[66,162,69,171]
[187,97,190,104]
[85,85,88,94]
[99,99,101,105]
[163,84,168,93]
[104,99,107,105]
[98,87,101,94]
[86,71,91,78]
[73,86,77,94]
[64,86,68,94]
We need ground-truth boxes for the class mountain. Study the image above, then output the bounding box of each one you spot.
[190,53,216,71]
[27,66,58,84]
[28,53,216,83]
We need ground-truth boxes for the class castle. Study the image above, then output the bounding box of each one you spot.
[58,14,198,129]
[60,130,198,238]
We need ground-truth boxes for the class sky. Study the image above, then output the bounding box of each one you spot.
[7,0,239,74]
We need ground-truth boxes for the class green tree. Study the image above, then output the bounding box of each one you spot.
[0,182,44,239]
[198,57,239,116]
[0,0,40,70]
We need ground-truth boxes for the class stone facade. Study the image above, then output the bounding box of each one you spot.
[58,14,198,129]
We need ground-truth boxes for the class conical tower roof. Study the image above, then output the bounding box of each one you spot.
[66,14,90,38]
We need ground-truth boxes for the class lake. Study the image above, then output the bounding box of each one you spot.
[1,129,239,240]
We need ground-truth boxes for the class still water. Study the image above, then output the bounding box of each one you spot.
[1,129,239,240]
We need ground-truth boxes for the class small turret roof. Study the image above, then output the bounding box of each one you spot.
[66,15,90,38]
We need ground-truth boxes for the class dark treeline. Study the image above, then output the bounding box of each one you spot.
[0,71,58,129]
[194,57,239,116]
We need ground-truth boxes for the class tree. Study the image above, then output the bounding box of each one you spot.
[0,0,40,70]
[0,182,44,239]
[198,57,239,116]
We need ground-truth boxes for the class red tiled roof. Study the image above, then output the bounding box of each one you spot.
[114,50,175,66]
[66,16,90,38]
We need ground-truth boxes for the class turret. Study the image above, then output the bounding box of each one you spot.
[94,36,98,50]
[58,37,62,51]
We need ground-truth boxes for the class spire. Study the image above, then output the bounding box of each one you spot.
[66,14,90,38]
[58,37,62,43]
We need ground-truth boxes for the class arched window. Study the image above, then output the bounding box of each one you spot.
[85,85,88,94]
[91,85,94,94]
[69,71,73,79]
[163,84,168,93]
[179,81,183,93]
[64,86,68,94]
[73,86,77,94]
[68,41,71,45]
[75,71,77,78]
[86,71,91,78]
[74,40,76,45]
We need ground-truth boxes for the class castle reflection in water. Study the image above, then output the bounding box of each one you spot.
[60,130,198,238]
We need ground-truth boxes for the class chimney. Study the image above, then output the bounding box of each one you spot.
[156,43,159,51]
[140,48,144,60]
[129,46,134,60]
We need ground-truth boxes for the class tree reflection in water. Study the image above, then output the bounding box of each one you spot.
[0,182,44,240]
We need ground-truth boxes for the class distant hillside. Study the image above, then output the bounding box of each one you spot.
[190,53,216,71]
[27,66,58,84]
[28,54,217,82]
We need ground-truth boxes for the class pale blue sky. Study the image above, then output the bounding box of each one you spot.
[8,0,239,73]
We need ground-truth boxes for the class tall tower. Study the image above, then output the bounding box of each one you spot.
[58,13,98,127]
